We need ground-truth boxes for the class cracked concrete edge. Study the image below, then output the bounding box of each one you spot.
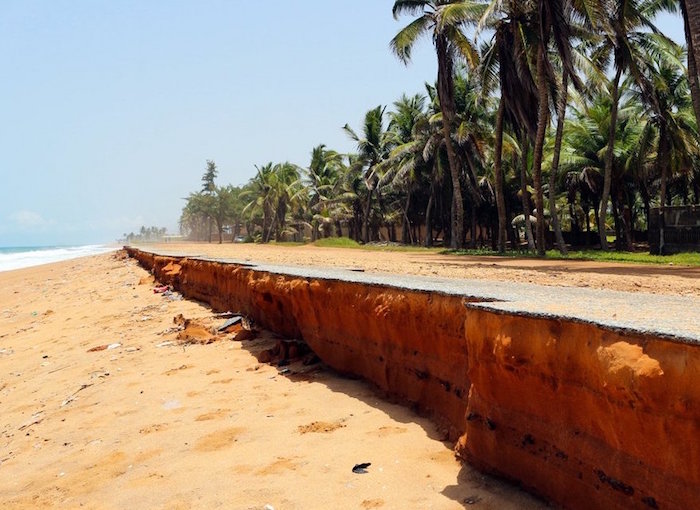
[126,247,700,345]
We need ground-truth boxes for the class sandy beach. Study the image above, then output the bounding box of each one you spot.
[0,251,545,509]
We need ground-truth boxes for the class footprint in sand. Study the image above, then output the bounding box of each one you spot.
[297,420,346,434]
[194,409,231,422]
[194,427,245,452]
[163,365,190,376]
[373,426,408,438]
[256,457,300,475]
[139,423,168,434]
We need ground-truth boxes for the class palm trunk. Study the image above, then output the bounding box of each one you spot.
[494,95,508,253]
[520,134,536,251]
[402,192,412,244]
[683,0,700,129]
[532,43,549,257]
[599,66,623,250]
[436,35,464,250]
[549,71,568,255]
[425,183,435,247]
[617,185,633,251]
[470,202,477,249]
[335,221,343,238]
[363,187,374,243]
[658,123,670,254]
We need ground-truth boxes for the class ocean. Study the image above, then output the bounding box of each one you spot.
[0,245,117,273]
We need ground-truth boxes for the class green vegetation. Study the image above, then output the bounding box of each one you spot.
[178,1,700,259]
[313,237,361,249]
[122,226,168,244]
[445,249,700,266]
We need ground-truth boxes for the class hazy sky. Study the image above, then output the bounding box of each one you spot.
[0,1,685,246]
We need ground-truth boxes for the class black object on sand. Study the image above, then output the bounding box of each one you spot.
[352,462,371,474]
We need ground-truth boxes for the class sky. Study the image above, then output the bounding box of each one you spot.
[0,1,686,247]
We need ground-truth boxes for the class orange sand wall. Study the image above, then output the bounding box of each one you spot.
[127,248,700,509]
[458,309,700,509]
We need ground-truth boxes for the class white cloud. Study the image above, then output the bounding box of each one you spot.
[9,210,54,228]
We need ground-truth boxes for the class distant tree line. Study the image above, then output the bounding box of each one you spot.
[180,1,700,254]
[123,226,168,243]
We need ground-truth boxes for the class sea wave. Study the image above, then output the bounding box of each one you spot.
[0,245,117,273]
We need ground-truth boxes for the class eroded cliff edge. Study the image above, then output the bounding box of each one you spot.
[126,247,700,509]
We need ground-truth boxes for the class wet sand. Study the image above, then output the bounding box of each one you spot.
[0,252,544,509]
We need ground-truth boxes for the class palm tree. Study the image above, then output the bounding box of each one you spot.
[270,162,301,242]
[305,144,344,240]
[592,0,675,250]
[391,0,484,249]
[637,44,700,252]
[383,93,430,243]
[561,87,647,248]
[681,0,700,128]
[478,1,540,253]
[241,163,276,242]
[528,0,586,256]
[343,106,391,243]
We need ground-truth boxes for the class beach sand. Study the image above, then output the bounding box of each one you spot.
[0,252,545,509]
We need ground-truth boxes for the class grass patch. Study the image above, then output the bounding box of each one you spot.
[313,237,442,253]
[313,237,361,248]
[442,248,700,266]
[546,250,700,266]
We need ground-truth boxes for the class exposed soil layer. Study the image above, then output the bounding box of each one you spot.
[126,247,700,510]
[459,309,700,510]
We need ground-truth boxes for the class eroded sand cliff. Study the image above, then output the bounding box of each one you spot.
[127,248,700,509]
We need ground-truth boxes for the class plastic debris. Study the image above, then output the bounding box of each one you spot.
[156,341,175,348]
[107,343,121,350]
[162,399,181,410]
[352,462,371,474]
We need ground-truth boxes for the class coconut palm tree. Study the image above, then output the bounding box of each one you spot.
[304,144,344,240]
[636,43,700,252]
[343,106,391,243]
[478,1,540,252]
[591,0,676,250]
[681,0,700,128]
[241,163,276,242]
[391,0,484,249]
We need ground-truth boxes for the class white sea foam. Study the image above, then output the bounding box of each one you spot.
[0,245,117,273]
